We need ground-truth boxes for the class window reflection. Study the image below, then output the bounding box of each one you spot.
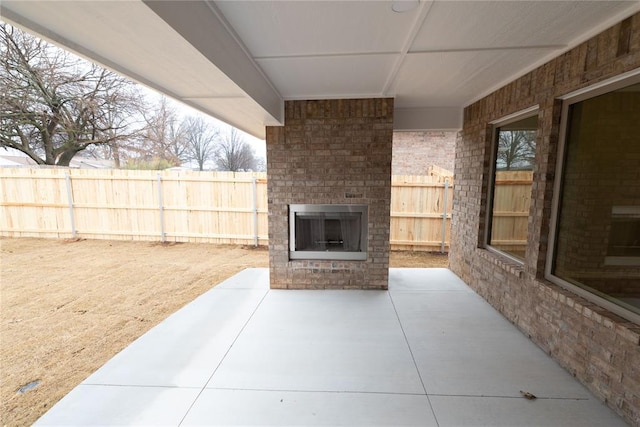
[488,116,537,261]
[553,84,640,314]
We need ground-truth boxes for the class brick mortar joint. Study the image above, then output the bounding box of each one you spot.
[534,278,640,346]
[475,248,524,278]
[473,248,640,345]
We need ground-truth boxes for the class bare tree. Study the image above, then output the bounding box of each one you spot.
[496,130,536,171]
[0,23,142,166]
[214,128,257,172]
[182,116,219,171]
[254,156,267,172]
[135,96,188,167]
[123,157,175,170]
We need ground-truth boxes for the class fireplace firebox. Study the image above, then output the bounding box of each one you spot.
[289,204,368,260]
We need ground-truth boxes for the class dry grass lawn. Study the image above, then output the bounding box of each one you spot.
[0,238,447,426]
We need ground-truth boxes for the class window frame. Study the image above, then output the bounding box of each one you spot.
[484,106,539,264]
[545,69,640,325]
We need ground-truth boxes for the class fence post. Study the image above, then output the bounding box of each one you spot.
[157,173,166,242]
[64,172,77,238]
[252,177,258,247]
[441,178,449,253]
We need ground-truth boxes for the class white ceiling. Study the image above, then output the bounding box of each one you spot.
[2,1,639,138]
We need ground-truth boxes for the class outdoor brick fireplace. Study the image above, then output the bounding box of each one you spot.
[266,98,393,289]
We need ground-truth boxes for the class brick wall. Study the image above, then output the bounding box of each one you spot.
[392,131,456,175]
[449,13,640,424]
[266,98,393,290]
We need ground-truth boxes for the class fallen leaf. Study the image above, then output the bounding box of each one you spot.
[520,390,537,400]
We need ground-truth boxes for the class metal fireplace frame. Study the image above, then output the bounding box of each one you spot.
[289,204,368,261]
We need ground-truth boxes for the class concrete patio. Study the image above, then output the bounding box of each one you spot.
[36,268,626,426]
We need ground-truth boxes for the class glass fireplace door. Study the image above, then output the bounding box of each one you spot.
[289,204,367,260]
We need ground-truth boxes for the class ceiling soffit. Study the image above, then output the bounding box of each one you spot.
[214,0,640,130]
[2,1,640,133]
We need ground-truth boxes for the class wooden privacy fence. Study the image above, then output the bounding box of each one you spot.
[490,170,534,255]
[0,168,268,245]
[0,168,459,251]
[391,174,452,252]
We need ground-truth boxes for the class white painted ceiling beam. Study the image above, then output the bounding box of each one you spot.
[0,0,284,139]
[142,0,284,129]
[394,107,462,132]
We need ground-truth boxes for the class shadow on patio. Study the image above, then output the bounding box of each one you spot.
[36,268,626,426]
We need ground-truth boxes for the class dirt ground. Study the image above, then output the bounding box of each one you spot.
[0,238,447,426]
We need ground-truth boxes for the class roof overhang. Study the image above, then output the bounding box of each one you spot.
[1,0,283,139]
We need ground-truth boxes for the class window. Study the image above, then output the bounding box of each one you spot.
[486,111,538,261]
[548,75,640,322]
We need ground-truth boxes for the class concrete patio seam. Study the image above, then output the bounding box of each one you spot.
[75,383,201,389]
[177,288,270,427]
[426,393,592,401]
[388,291,441,427]
[202,386,428,396]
